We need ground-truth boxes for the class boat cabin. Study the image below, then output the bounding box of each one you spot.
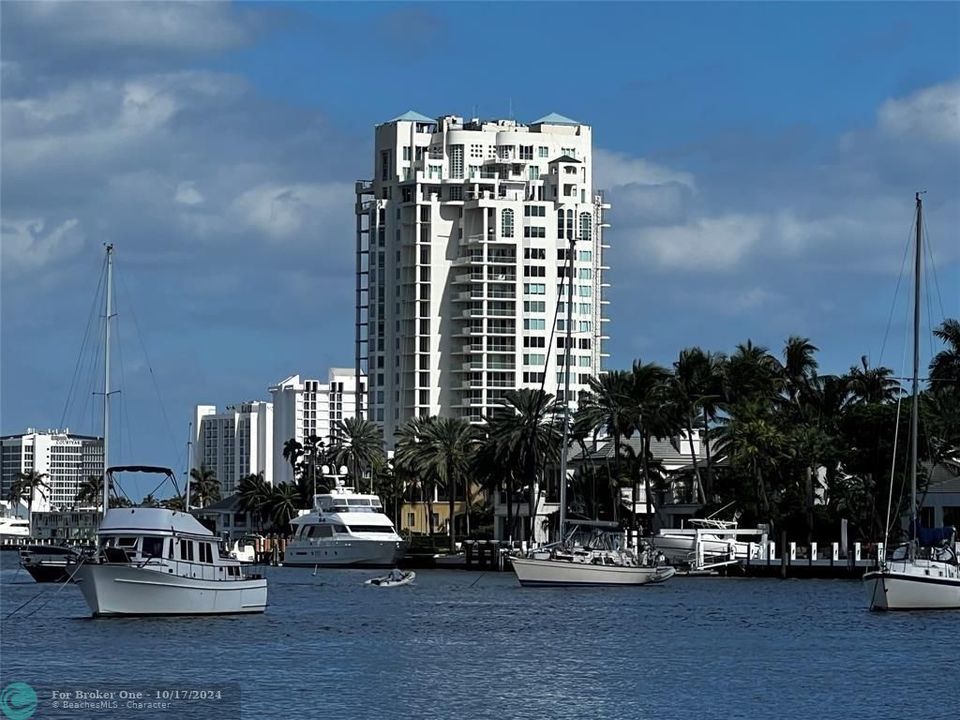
[96,508,248,581]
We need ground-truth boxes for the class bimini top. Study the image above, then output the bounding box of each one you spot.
[100,507,213,537]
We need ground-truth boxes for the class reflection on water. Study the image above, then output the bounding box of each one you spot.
[2,552,957,719]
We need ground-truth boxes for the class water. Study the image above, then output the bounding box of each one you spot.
[2,551,957,720]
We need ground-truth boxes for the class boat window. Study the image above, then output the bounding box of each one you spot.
[201,543,213,563]
[371,499,383,508]
[317,525,333,538]
[180,541,195,562]
[141,537,164,559]
[116,537,138,549]
[332,525,349,534]
[343,525,394,534]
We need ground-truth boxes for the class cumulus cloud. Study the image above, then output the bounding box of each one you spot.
[629,213,764,270]
[174,182,204,206]
[878,80,960,144]
[1,218,85,271]
[5,1,257,55]
[230,182,355,242]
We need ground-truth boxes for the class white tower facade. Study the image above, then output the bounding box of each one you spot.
[192,401,273,495]
[356,111,610,445]
[269,369,366,485]
[0,429,104,512]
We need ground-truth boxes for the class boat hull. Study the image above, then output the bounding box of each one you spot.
[510,556,674,587]
[652,534,748,565]
[73,562,268,617]
[864,563,960,611]
[283,539,402,568]
[21,561,72,584]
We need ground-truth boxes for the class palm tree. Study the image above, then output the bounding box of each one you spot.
[238,472,272,532]
[163,494,186,512]
[282,438,304,479]
[140,493,160,508]
[268,483,300,533]
[417,416,479,550]
[487,388,562,542]
[627,360,678,529]
[782,336,819,408]
[711,400,786,522]
[847,356,900,404]
[671,348,717,503]
[189,465,221,509]
[723,340,783,406]
[577,370,633,519]
[472,429,516,540]
[333,417,384,492]
[394,416,437,536]
[930,318,960,397]
[75,474,106,509]
[8,470,50,537]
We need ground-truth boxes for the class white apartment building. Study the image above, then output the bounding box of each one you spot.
[0,429,104,512]
[192,401,273,495]
[269,369,365,485]
[355,111,610,445]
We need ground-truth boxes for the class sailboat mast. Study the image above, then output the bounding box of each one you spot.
[102,244,114,517]
[558,232,576,540]
[910,193,922,549]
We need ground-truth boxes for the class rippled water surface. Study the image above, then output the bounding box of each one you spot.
[2,551,957,720]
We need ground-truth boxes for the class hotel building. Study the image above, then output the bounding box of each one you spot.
[0,429,104,512]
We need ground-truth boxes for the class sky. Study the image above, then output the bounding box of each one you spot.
[2,1,959,487]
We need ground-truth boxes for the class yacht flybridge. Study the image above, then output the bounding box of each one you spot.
[73,468,268,617]
[283,483,404,567]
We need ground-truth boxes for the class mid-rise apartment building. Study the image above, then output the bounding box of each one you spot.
[192,401,273,495]
[355,111,609,445]
[0,429,104,512]
[269,369,365,485]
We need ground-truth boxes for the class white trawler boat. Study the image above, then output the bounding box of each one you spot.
[71,245,267,616]
[73,468,267,617]
[862,194,960,611]
[283,483,404,567]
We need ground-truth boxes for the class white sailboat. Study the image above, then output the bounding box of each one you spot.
[862,194,960,611]
[72,245,268,616]
[510,215,674,588]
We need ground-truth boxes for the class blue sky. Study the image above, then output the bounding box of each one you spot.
[2,2,958,492]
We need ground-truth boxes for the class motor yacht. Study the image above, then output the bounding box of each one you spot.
[283,484,404,568]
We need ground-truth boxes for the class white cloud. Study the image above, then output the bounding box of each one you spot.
[230,182,355,242]
[10,2,255,54]
[878,80,960,144]
[594,148,695,191]
[174,182,204,206]
[2,71,245,173]
[630,213,764,270]
[1,217,85,271]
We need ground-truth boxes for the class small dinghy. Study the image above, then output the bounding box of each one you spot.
[365,570,415,587]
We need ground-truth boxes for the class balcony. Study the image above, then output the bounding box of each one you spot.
[453,273,484,285]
